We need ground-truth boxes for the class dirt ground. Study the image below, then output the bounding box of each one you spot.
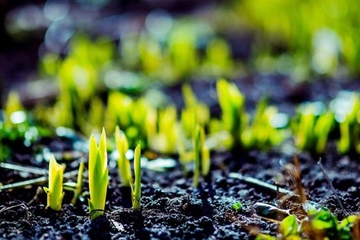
[1,77,360,239]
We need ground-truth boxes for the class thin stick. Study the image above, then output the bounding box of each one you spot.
[229,172,297,196]
[0,169,79,192]
[317,159,347,215]
[0,203,28,215]
[0,162,47,175]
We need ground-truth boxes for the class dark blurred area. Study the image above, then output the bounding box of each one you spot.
[0,0,220,105]
[1,0,359,108]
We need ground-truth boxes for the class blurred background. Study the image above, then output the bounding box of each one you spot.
[1,0,359,114]
[1,0,360,160]
[1,0,359,94]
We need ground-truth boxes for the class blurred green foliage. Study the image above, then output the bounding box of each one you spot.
[213,79,286,151]
[3,3,360,160]
[231,0,359,77]
[0,91,51,161]
[257,209,360,239]
[293,102,334,155]
[332,92,360,154]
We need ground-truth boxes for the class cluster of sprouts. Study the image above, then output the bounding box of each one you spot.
[42,127,142,219]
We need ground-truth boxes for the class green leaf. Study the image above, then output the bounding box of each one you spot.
[255,234,276,240]
[132,144,142,210]
[70,160,84,205]
[280,215,298,236]
[88,129,108,220]
[44,155,65,211]
[310,209,337,230]
[193,125,202,187]
[115,126,132,187]
[232,201,242,213]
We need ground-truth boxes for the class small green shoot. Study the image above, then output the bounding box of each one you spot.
[293,102,334,154]
[241,98,286,150]
[216,78,246,149]
[193,125,207,187]
[279,214,298,237]
[147,106,178,154]
[115,126,132,187]
[4,91,24,127]
[232,201,242,213]
[64,160,84,205]
[88,128,109,220]
[181,84,210,138]
[43,155,65,211]
[201,144,210,177]
[131,144,142,210]
[334,92,360,154]
[257,208,360,239]
[106,91,149,147]
[168,23,198,79]
[72,160,84,205]
[202,38,233,77]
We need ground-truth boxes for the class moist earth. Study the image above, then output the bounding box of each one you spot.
[1,78,360,239]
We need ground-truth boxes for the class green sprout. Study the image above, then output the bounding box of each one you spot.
[147,106,178,154]
[181,84,210,138]
[202,38,234,77]
[88,128,109,220]
[138,34,162,77]
[232,201,242,213]
[279,214,298,237]
[83,97,105,134]
[241,98,286,150]
[333,92,360,154]
[36,34,115,134]
[1,91,52,161]
[216,78,247,149]
[192,125,209,187]
[4,91,24,127]
[43,155,65,211]
[131,144,142,210]
[115,126,132,187]
[257,208,360,239]
[64,160,84,205]
[236,0,358,76]
[293,102,334,154]
[178,84,210,175]
[168,22,198,79]
[106,91,149,148]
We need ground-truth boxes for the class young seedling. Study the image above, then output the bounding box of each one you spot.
[256,203,360,239]
[168,23,198,79]
[241,98,286,150]
[43,155,65,211]
[106,91,149,148]
[115,126,132,187]
[334,92,360,154]
[64,160,84,205]
[279,214,298,237]
[181,84,210,138]
[131,144,141,210]
[232,201,242,213]
[293,102,334,154]
[88,128,109,220]
[216,78,247,149]
[192,125,209,187]
[201,144,210,177]
[147,106,178,154]
[4,91,24,127]
[193,125,201,188]
[202,38,233,77]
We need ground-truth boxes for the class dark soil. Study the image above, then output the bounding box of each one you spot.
[1,77,360,239]
[2,2,360,239]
